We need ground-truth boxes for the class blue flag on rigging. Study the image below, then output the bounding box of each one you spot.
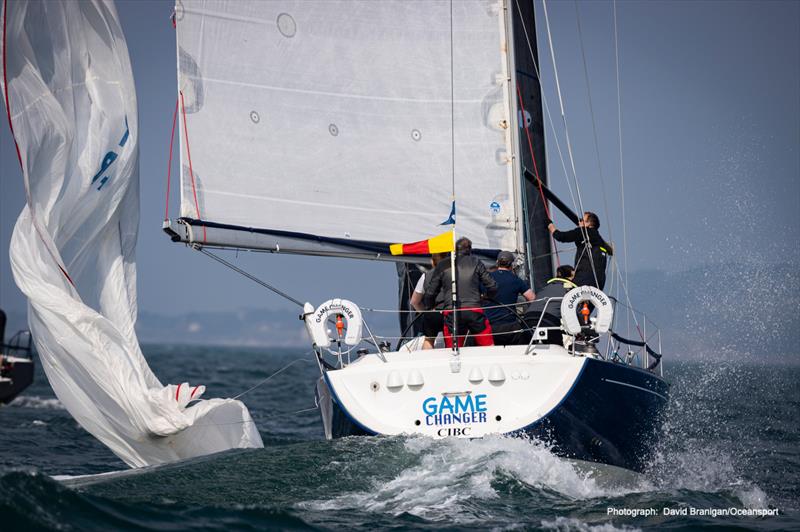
[440,201,456,225]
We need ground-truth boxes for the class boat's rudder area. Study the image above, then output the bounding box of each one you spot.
[318,345,586,439]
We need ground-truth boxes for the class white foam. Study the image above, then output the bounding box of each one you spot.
[301,435,646,522]
[736,485,768,509]
[540,516,641,532]
[9,396,65,410]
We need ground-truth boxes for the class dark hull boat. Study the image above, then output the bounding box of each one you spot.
[0,310,34,405]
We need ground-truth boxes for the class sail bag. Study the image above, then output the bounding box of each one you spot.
[2,0,262,467]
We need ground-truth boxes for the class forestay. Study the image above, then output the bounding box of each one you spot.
[174,0,521,257]
[2,0,262,467]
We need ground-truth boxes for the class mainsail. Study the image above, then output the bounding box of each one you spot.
[2,0,262,467]
[170,0,526,259]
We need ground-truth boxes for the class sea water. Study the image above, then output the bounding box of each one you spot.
[0,346,797,531]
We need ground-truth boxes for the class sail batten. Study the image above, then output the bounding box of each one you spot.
[175,0,522,254]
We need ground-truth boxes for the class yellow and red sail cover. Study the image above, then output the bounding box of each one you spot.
[390,230,454,256]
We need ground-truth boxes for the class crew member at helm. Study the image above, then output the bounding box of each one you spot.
[547,212,612,289]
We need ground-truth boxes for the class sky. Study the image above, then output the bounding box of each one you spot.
[1,0,798,320]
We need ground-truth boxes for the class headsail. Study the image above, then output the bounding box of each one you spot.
[2,0,262,467]
[170,0,523,259]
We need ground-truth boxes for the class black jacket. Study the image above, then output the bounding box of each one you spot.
[525,277,577,320]
[552,227,612,289]
[423,254,497,310]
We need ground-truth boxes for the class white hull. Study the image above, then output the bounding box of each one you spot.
[319,344,584,438]
[315,344,669,472]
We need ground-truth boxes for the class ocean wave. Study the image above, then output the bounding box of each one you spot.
[9,395,65,410]
[540,516,641,532]
[300,435,647,523]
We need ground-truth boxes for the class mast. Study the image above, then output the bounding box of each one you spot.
[509,0,554,292]
[502,0,527,274]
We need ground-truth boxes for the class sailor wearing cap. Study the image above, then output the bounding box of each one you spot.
[482,251,534,342]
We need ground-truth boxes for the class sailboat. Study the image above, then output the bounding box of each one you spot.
[167,0,669,473]
[0,309,34,405]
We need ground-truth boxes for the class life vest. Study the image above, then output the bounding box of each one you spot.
[546,277,577,290]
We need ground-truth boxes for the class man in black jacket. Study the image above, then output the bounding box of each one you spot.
[547,212,612,289]
[423,237,498,348]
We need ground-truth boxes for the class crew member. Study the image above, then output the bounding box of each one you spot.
[410,253,448,349]
[547,212,612,289]
[522,265,577,346]
[423,237,497,348]
[525,265,576,322]
[483,251,534,345]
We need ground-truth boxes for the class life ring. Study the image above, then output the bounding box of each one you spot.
[303,299,363,348]
[560,286,614,336]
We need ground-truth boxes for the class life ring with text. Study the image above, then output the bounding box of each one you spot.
[560,286,614,336]
[303,299,363,348]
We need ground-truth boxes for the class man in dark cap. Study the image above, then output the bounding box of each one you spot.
[423,237,497,348]
[482,251,534,344]
[548,212,612,289]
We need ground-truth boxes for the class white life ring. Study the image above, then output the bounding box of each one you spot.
[560,286,614,336]
[303,299,363,348]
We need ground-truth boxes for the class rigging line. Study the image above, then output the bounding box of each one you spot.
[515,0,581,219]
[541,0,586,216]
[2,0,75,288]
[613,0,631,331]
[611,254,645,342]
[573,0,613,243]
[164,96,179,222]
[232,357,312,400]
[517,0,595,292]
[449,0,455,200]
[196,246,305,308]
[541,0,600,289]
[179,90,205,243]
[515,84,560,266]
[190,405,320,429]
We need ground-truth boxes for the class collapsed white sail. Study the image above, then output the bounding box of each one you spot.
[174,0,522,256]
[2,0,262,467]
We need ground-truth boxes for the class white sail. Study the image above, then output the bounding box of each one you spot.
[175,0,521,256]
[2,0,262,467]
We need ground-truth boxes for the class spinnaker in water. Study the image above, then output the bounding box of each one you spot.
[1,0,262,468]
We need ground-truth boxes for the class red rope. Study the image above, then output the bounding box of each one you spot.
[2,0,75,287]
[164,96,178,221]
[179,90,205,242]
[516,83,560,266]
